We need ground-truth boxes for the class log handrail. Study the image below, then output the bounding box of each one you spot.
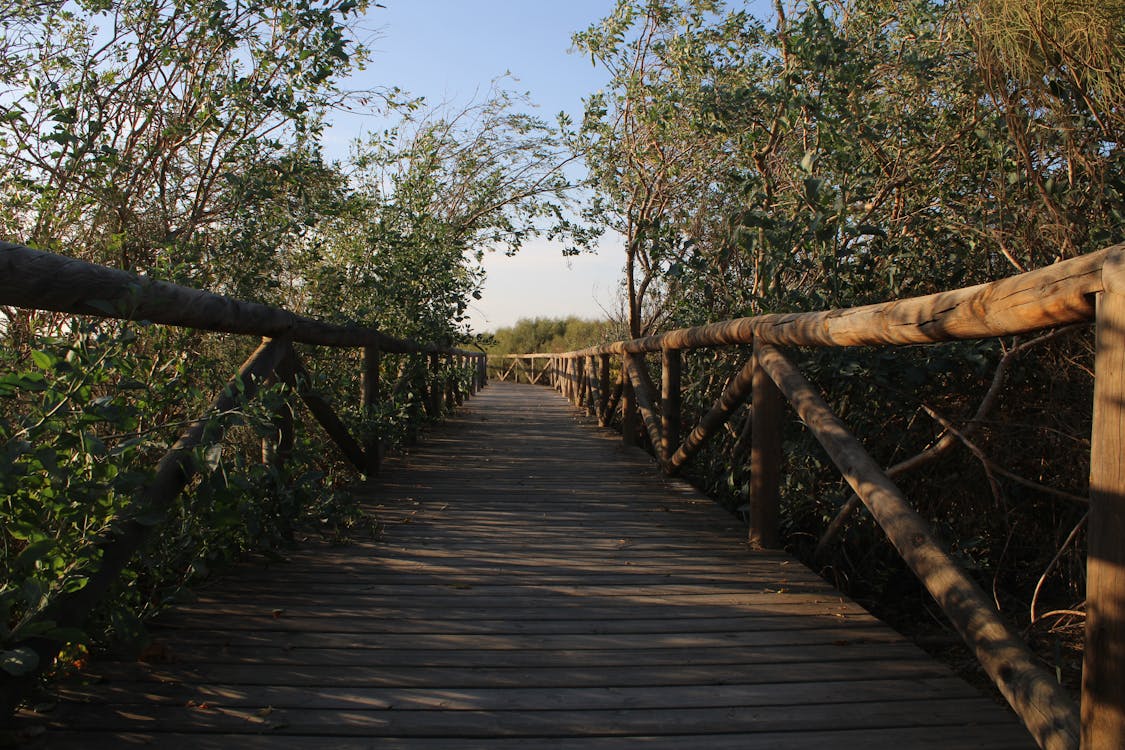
[0,241,486,714]
[541,243,1125,750]
[0,241,478,355]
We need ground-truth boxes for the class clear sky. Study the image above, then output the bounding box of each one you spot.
[323,1,770,333]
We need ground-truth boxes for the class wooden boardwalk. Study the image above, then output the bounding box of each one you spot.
[33,382,1033,748]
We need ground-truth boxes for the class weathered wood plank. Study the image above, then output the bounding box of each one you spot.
[48,698,1019,737]
[32,382,1033,749]
[36,726,1035,750]
[51,659,970,689]
[55,676,1000,711]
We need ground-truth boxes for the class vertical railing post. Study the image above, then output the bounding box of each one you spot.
[581,356,589,409]
[598,354,611,427]
[621,360,637,447]
[749,339,782,549]
[362,345,381,475]
[573,357,580,403]
[567,357,577,403]
[576,355,587,407]
[455,355,465,405]
[661,348,682,468]
[1084,259,1125,749]
[586,356,599,417]
[444,355,456,410]
[427,353,441,417]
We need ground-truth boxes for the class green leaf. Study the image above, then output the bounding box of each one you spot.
[132,508,167,527]
[30,350,56,370]
[14,539,56,569]
[0,647,40,676]
[8,521,41,542]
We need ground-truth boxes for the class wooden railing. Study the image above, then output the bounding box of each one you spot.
[487,353,554,384]
[0,241,487,714]
[543,243,1125,750]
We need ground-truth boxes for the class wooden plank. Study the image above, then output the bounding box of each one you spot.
[43,698,1021,737]
[34,726,1036,750]
[120,620,904,652]
[35,382,1032,749]
[98,642,930,670]
[139,615,885,638]
[56,659,969,689]
[56,676,998,711]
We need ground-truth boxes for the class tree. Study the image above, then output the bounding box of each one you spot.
[575,0,739,337]
[486,317,617,356]
[573,0,1119,689]
[970,0,1125,260]
[0,0,369,287]
[301,89,594,343]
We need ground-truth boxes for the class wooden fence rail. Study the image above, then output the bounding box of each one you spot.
[487,353,553,385]
[0,241,486,716]
[541,242,1125,750]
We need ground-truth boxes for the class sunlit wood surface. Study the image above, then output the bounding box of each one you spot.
[32,382,1032,748]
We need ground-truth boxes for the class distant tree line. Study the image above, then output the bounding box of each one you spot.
[486,317,619,357]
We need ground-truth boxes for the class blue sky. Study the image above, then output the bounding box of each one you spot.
[322,1,770,333]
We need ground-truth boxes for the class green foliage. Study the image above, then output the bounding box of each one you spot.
[0,322,395,680]
[0,323,181,658]
[297,89,594,345]
[576,0,1106,650]
[0,0,369,281]
[486,317,619,356]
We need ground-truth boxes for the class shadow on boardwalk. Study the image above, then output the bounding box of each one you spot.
[26,382,1033,749]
